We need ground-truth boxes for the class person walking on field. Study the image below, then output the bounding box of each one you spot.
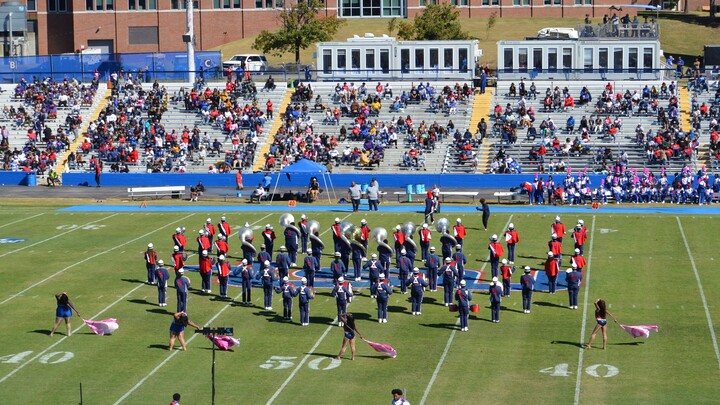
[168,311,201,351]
[50,292,77,337]
[476,198,491,231]
[585,299,618,350]
[336,313,364,361]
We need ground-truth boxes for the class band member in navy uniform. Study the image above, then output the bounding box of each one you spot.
[257,260,275,310]
[393,225,405,263]
[418,223,432,261]
[572,225,587,256]
[424,191,436,224]
[257,244,272,267]
[505,223,520,264]
[218,216,231,241]
[339,239,352,273]
[299,214,309,253]
[406,268,428,315]
[359,219,370,252]
[331,277,352,325]
[174,268,190,312]
[199,249,213,294]
[500,259,513,297]
[351,239,364,282]
[239,259,253,305]
[296,277,314,326]
[275,277,297,320]
[397,249,413,294]
[331,218,342,252]
[565,268,582,309]
[302,249,319,293]
[172,227,186,253]
[262,225,277,257]
[488,235,504,278]
[372,273,393,323]
[330,252,346,284]
[197,230,211,256]
[216,255,231,299]
[441,257,457,306]
[489,277,503,323]
[425,246,441,292]
[378,238,393,275]
[156,260,170,307]
[310,230,324,263]
[144,243,158,285]
[545,251,560,294]
[571,249,586,271]
[275,246,291,281]
[241,234,256,267]
[284,222,300,266]
[455,279,472,331]
[363,254,381,296]
[551,216,566,243]
[452,244,466,285]
[520,266,535,314]
[404,234,417,264]
[453,218,466,246]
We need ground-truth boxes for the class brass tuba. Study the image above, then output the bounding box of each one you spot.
[436,218,458,246]
[401,221,417,250]
[307,220,325,249]
[279,213,301,241]
[338,221,353,250]
[371,227,394,255]
[238,222,257,254]
[346,223,367,256]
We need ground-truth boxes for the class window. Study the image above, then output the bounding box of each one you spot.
[87,0,94,10]
[322,49,332,74]
[382,0,403,16]
[562,48,572,70]
[575,0,591,3]
[533,48,543,72]
[459,48,468,72]
[518,48,528,72]
[213,0,220,7]
[234,0,241,7]
[171,0,198,8]
[134,0,156,10]
[643,48,653,72]
[351,49,360,70]
[401,48,409,73]
[337,49,347,72]
[419,0,436,5]
[429,48,438,68]
[443,48,454,69]
[107,0,113,9]
[503,48,513,70]
[256,0,274,8]
[128,26,159,45]
[583,48,593,73]
[613,47,623,72]
[47,0,67,11]
[415,49,424,71]
[224,0,231,7]
[380,49,389,73]
[513,0,530,5]
[482,0,489,5]
[544,0,560,4]
[26,0,37,11]
[128,0,134,9]
[492,0,499,5]
[548,48,557,72]
[629,48,638,72]
[451,0,467,5]
[599,48,608,69]
[365,49,375,70]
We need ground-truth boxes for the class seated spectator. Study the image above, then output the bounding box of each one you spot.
[250,183,266,203]
[190,181,205,202]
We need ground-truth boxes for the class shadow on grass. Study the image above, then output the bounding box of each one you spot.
[551,340,584,348]
[128,298,153,306]
[147,344,170,350]
[534,301,566,309]
[30,329,52,335]
[500,305,524,314]
[351,312,372,320]
[120,278,145,284]
[387,305,407,313]
[518,255,545,260]
[611,341,646,346]
[147,308,173,315]
[424,297,438,304]
[310,316,335,324]
[419,323,458,330]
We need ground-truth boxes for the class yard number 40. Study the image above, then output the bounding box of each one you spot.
[540,363,619,378]
[0,351,74,365]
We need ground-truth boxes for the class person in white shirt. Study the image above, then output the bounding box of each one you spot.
[391,389,410,405]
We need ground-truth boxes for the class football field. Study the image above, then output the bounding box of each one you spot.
[0,201,719,404]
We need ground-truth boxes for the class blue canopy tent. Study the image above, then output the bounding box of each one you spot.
[270,159,337,203]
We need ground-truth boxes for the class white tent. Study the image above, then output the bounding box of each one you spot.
[270,159,337,203]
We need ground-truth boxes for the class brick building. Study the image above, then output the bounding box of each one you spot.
[5,0,704,56]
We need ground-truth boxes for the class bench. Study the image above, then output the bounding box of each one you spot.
[441,191,479,203]
[128,186,186,200]
[494,191,520,203]
[393,191,422,202]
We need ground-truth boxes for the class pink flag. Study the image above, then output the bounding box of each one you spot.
[619,324,659,338]
[661,167,665,175]
[567,167,572,175]
[361,338,397,358]
[83,318,119,335]
[207,335,241,351]
[643,168,649,175]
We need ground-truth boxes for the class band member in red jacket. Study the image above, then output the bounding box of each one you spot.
[551,216,566,243]
[548,233,563,267]
[172,227,186,253]
[453,218,466,247]
[488,234,505,278]
[204,218,217,248]
[418,223,432,261]
[572,225,587,255]
[216,255,231,299]
[218,216,231,240]
[504,223,520,264]
[571,249,586,271]
[198,249,214,294]
[263,225,277,256]
[393,225,405,263]
[197,230,211,255]
[171,245,185,272]
[544,251,560,294]
[144,243,158,285]
[214,235,229,258]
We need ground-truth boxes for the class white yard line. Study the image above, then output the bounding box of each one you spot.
[574,215,596,405]
[0,212,45,229]
[0,282,146,384]
[0,214,119,259]
[676,216,720,369]
[419,215,513,405]
[0,213,196,306]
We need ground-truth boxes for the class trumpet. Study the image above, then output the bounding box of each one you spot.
[371,227,394,255]
[436,218,458,246]
[238,222,257,254]
[307,220,325,249]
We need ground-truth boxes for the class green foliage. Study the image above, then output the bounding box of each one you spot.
[396,3,471,40]
[486,11,497,40]
[252,0,346,63]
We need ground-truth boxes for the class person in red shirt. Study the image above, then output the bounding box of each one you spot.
[418,223,432,261]
[144,243,158,285]
[266,99,274,120]
[544,251,560,294]
[214,235,229,258]
[488,235,505,278]
[218,216,231,240]
[172,246,185,272]
[500,259,513,297]
[94,159,102,187]
[453,219,466,247]
[172,227,187,253]
[548,233,563,267]
[551,216,566,242]
[571,249,586,271]
[504,223,520,264]
[216,255,231,299]
[392,225,405,263]
[204,218,217,247]
[572,225,587,255]
[197,230,211,255]
[198,250,213,294]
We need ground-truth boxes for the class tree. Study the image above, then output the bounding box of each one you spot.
[396,3,472,40]
[252,0,346,64]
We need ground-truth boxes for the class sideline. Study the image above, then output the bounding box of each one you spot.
[419,215,513,405]
[0,212,45,230]
[573,216,596,405]
[0,213,195,305]
[676,216,720,369]
[0,214,119,259]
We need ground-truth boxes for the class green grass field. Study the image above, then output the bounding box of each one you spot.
[0,202,719,404]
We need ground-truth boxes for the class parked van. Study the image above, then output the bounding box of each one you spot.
[222,54,269,72]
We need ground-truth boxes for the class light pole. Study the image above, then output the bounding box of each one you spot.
[186,0,195,85]
[8,12,13,57]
